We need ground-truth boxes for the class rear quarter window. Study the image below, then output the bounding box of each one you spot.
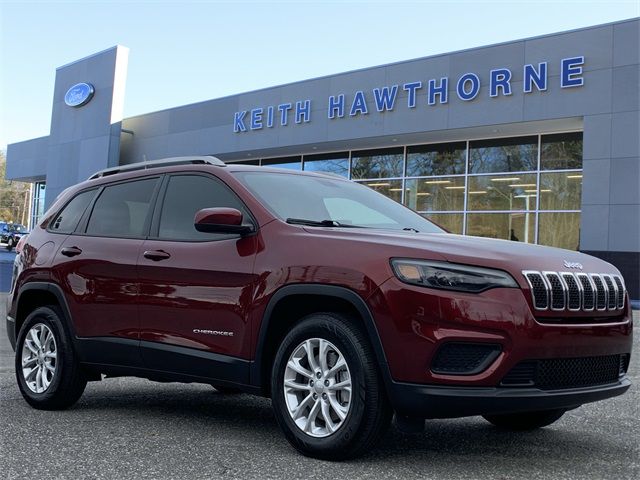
[49,189,97,234]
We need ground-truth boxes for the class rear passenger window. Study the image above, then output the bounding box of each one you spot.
[86,178,158,238]
[158,175,248,240]
[50,189,97,234]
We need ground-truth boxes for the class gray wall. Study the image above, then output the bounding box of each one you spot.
[7,46,129,206]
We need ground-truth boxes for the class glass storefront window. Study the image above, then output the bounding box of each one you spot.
[469,136,538,174]
[356,179,403,203]
[466,212,536,244]
[406,142,466,177]
[351,148,404,179]
[541,132,583,170]
[30,182,46,228]
[404,176,465,212]
[539,172,582,211]
[424,213,464,234]
[262,156,302,170]
[467,173,537,211]
[224,132,583,249]
[303,152,349,177]
[538,212,580,250]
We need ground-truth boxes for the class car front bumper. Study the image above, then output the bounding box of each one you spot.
[388,377,631,418]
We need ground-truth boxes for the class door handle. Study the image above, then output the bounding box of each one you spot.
[61,246,82,257]
[143,250,171,261]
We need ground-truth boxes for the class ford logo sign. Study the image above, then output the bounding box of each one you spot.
[64,83,95,107]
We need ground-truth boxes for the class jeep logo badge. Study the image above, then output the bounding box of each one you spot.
[563,260,583,270]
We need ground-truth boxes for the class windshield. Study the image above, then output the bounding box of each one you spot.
[234,171,444,233]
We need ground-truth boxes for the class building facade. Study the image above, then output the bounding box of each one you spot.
[5,19,639,299]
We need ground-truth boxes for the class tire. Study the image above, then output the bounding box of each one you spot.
[271,313,392,460]
[6,238,13,251]
[15,306,87,410]
[483,409,567,430]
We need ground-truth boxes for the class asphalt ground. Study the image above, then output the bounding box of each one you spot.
[0,293,638,479]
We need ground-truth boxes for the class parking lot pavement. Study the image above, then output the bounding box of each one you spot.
[1,297,638,479]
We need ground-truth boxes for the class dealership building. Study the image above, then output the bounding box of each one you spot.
[5,18,639,299]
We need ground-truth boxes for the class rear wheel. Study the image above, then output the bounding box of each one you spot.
[483,409,567,430]
[15,306,87,410]
[271,313,392,460]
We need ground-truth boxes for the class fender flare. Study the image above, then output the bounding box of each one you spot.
[15,281,77,339]
[250,283,391,390]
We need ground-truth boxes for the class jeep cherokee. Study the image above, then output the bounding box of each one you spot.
[6,156,632,460]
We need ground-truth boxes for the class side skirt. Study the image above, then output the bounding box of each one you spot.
[74,337,258,393]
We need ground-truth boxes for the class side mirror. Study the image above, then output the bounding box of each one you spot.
[194,208,254,235]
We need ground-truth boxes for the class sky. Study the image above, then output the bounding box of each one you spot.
[1,0,638,149]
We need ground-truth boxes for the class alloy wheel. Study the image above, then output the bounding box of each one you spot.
[283,338,352,437]
[21,323,57,394]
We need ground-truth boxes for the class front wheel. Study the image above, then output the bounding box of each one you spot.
[483,409,567,430]
[15,306,87,410]
[5,238,13,251]
[271,313,392,460]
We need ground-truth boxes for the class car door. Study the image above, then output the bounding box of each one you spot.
[51,176,161,366]
[137,173,259,382]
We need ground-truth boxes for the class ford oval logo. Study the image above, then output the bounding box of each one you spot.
[64,83,95,107]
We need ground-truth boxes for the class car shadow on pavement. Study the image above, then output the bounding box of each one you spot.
[61,378,629,467]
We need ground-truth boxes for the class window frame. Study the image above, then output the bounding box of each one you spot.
[148,172,258,243]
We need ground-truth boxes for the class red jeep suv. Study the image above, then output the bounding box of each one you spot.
[6,156,633,460]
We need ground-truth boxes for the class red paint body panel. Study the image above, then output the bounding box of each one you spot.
[137,236,259,359]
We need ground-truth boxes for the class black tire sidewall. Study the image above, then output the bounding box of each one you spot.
[15,306,77,408]
[271,315,372,456]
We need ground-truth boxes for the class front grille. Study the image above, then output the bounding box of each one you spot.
[523,270,626,313]
[501,354,627,390]
[431,343,501,376]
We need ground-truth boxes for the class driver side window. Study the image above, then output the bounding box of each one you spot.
[157,175,249,241]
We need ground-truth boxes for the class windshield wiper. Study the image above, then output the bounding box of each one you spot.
[286,218,366,228]
[403,227,420,233]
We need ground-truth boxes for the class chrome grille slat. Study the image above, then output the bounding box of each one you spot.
[560,273,581,311]
[602,275,617,310]
[590,274,607,311]
[523,271,549,310]
[523,270,626,314]
[576,273,595,311]
[544,272,566,310]
[613,275,626,309]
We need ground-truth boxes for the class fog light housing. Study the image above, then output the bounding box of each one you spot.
[431,342,502,375]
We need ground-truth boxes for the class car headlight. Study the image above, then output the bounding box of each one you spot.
[391,259,518,293]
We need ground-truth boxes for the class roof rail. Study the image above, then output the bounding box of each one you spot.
[88,156,225,180]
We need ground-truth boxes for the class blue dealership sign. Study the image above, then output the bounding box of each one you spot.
[64,83,95,107]
[233,56,585,133]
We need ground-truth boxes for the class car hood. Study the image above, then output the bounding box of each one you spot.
[302,227,620,281]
